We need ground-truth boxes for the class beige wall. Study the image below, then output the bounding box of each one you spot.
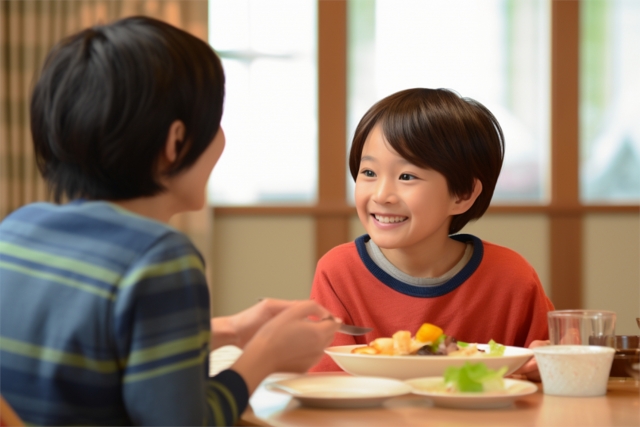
[583,213,639,335]
[212,212,639,335]
[212,216,315,316]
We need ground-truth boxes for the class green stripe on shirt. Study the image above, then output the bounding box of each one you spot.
[126,331,210,366]
[0,260,115,300]
[123,349,208,383]
[0,337,119,373]
[211,381,238,420]
[206,386,226,426]
[0,242,121,283]
[119,254,205,289]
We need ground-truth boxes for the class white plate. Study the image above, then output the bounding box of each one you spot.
[265,375,412,408]
[325,344,534,380]
[405,377,538,409]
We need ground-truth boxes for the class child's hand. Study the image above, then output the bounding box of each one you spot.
[231,300,341,393]
[248,300,341,372]
[232,298,301,348]
[210,298,300,350]
[508,340,550,382]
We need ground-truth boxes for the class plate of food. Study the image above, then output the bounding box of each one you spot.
[265,375,412,408]
[324,323,534,380]
[405,362,537,409]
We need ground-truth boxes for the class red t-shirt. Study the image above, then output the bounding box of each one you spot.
[310,234,554,372]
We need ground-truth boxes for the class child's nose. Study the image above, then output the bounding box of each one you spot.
[372,178,397,204]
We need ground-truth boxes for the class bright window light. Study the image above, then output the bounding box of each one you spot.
[580,0,640,203]
[207,0,317,205]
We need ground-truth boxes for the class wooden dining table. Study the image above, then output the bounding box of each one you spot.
[210,347,640,427]
[238,376,638,427]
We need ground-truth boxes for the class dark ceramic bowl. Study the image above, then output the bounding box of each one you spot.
[608,335,640,378]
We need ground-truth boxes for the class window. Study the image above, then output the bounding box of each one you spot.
[580,0,640,203]
[207,0,317,205]
[347,0,551,203]
[208,0,639,209]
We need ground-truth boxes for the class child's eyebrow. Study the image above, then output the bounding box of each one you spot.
[360,155,414,166]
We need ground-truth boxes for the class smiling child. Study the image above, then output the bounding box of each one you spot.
[310,88,554,379]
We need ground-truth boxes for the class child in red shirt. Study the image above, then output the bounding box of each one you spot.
[310,88,553,380]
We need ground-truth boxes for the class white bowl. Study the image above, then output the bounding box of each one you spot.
[533,345,615,397]
[325,344,534,380]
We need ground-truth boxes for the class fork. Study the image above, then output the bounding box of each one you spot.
[323,315,372,336]
[338,323,373,336]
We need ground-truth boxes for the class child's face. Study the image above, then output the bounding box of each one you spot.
[354,124,460,252]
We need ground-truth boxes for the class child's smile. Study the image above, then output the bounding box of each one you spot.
[371,213,408,226]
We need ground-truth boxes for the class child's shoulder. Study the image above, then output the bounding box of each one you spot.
[2,200,191,251]
[477,238,538,279]
[481,239,530,261]
[317,239,359,266]
[453,233,535,272]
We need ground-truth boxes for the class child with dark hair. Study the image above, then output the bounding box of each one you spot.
[310,88,553,379]
[0,16,340,426]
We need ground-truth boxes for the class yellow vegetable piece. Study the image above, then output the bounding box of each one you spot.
[415,323,443,343]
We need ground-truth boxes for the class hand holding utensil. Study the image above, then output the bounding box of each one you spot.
[257,298,373,336]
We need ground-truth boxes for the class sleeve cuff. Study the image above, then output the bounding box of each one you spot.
[212,368,250,416]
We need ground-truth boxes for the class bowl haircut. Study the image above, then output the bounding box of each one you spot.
[30,16,225,202]
[348,88,505,235]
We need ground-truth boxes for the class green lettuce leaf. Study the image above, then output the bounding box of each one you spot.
[487,339,506,356]
[443,362,508,393]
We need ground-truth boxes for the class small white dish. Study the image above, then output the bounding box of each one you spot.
[265,375,412,408]
[533,345,615,396]
[405,377,538,409]
[325,344,534,380]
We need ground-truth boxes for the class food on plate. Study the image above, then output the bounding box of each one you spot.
[441,362,508,393]
[350,323,506,357]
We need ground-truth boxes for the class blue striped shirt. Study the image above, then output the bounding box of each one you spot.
[0,201,248,426]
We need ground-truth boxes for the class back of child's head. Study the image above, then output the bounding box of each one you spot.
[30,16,225,203]
[349,88,504,234]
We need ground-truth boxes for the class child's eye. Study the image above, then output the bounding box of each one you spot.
[360,169,376,178]
[399,173,416,181]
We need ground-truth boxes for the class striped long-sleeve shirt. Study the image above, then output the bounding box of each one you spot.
[0,201,248,426]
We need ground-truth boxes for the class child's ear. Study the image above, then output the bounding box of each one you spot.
[451,179,483,215]
[160,120,186,169]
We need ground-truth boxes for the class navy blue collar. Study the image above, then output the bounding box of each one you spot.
[355,234,483,298]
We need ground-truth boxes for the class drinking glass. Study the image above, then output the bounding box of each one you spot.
[547,310,616,346]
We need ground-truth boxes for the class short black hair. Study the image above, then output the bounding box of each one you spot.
[30,16,225,202]
[349,88,505,234]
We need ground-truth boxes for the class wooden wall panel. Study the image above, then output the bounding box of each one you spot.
[550,0,581,309]
[316,0,350,260]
